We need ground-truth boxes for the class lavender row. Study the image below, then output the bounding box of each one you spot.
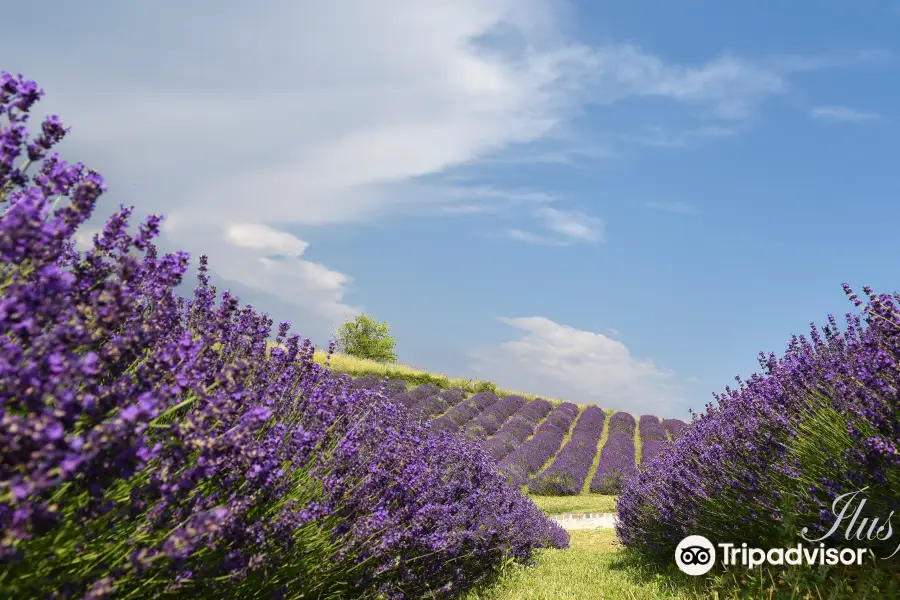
[528,406,607,495]
[348,374,408,396]
[662,418,687,440]
[637,414,668,464]
[484,398,553,461]
[466,394,528,440]
[589,411,638,494]
[500,403,580,486]
[390,382,440,410]
[431,391,499,433]
[416,387,468,419]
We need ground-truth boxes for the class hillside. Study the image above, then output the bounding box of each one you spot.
[312,351,686,512]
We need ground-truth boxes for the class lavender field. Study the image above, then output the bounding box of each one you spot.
[344,375,686,499]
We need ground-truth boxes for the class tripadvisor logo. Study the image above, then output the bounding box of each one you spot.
[673,487,900,576]
[675,535,716,575]
[674,535,867,575]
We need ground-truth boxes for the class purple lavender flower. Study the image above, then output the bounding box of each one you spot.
[501,402,579,486]
[662,418,687,440]
[466,394,528,440]
[589,411,637,494]
[637,415,668,464]
[484,399,553,461]
[529,406,606,495]
[431,391,499,433]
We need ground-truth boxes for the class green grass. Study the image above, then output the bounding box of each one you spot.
[463,530,703,600]
[464,530,898,600]
[634,416,643,465]
[528,493,618,515]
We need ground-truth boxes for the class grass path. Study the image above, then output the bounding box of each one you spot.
[634,416,642,466]
[464,530,702,600]
[582,409,611,494]
[529,493,618,515]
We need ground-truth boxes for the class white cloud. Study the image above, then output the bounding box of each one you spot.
[809,105,882,122]
[504,228,569,246]
[534,207,603,242]
[506,207,603,245]
[200,222,358,328]
[644,201,698,215]
[622,124,739,149]
[73,225,102,251]
[225,223,310,256]
[476,143,618,165]
[470,316,688,417]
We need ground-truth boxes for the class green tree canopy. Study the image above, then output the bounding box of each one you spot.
[334,313,398,363]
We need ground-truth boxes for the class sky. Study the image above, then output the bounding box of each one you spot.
[4,1,899,418]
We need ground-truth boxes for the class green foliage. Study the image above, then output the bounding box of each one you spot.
[333,313,398,363]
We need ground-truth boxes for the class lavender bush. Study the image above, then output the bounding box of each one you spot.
[617,284,900,577]
[431,391,499,434]
[385,378,408,395]
[408,383,442,402]
[0,72,567,599]
[528,406,606,496]
[349,373,384,390]
[484,399,553,461]
[416,388,467,420]
[636,415,667,465]
[661,418,686,440]
[469,391,500,411]
[501,403,579,486]
[465,394,527,440]
[589,411,637,495]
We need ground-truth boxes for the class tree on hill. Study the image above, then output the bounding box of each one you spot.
[334,313,398,363]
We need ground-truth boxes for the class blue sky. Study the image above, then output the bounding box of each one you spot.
[4,1,899,418]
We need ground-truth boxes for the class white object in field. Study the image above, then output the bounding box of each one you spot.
[551,512,617,530]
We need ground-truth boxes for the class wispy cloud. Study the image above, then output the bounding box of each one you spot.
[622,125,739,149]
[809,105,883,122]
[476,143,618,166]
[534,207,603,243]
[504,229,570,246]
[73,225,102,252]
[439,204,497,215]
[580,48,888,121]
[504,206,603,246]
[644,201,699,215]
